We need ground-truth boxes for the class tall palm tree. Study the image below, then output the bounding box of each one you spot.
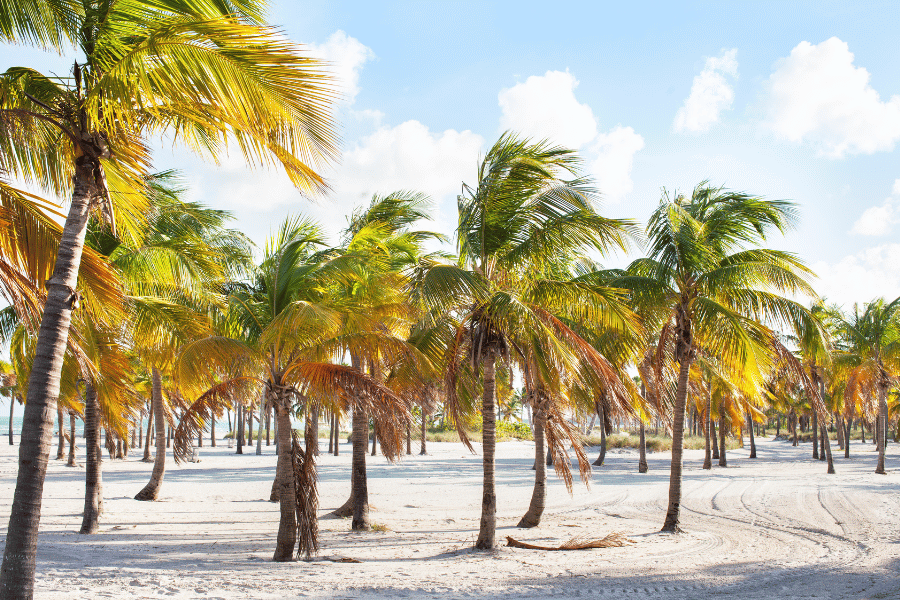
[0,2,337,593]
[621,182,819,532]
[428,132,634,548]
[834,297,900,474]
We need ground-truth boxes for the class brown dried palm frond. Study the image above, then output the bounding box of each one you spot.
[443,318,476,451]
[506,532,633,550]
[173,377,259,463]
[533,307,632,417]
[768,333,824,416]
[543,399,591,493]
[287,361,411,461]
[293,422,319,559]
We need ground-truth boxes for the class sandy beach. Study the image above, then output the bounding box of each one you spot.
[1,435,897,600]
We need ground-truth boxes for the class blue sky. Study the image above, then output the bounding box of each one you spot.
[3,1,900,309]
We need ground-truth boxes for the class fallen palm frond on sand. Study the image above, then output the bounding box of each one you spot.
[505,533,633,551]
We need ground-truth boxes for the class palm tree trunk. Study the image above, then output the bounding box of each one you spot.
[718,407,727,467]
[135,367,166,501]
[7,396,13,445]
[876,382,887,474]
[476,350,498,548]
[518,410,545,527]
[310,404,319,456]
[80,380,102,534]
[236,401,244,454]
[822,424,835,474]
[639,421,649,473]
[256,400,264,455]
[0,161,98,596]
[266,405,271,446]
[703,397,712,470]
[210,415,216,447]
[56,408,65,460]
[420,410,427,455]
[748,411,757,458]
[273,397,297,561]
[328,411,334,454]
[812,411,819,459]
[662,354,692,532]
[142,403,154,462]
[406,419,411,455]
[351,405,370,530]
[836,413,845,450]
[844,418,852,458]
[593,401,606,467]
[370,424,377,456]
[66,413,77,467]
[332,412,338,457]
[247,405,253,444]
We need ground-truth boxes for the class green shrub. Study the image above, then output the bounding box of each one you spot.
[495,420,533,441]
[581,432,742,453]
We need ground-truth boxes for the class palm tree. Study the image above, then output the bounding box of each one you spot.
[835,298,900,474]
[621,182,819,532]
[428,133,634,547]
[0,2,337,592]
[173,217,409,561]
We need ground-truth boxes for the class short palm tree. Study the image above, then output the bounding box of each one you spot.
[0,1,337,592]
[622,182,819,532]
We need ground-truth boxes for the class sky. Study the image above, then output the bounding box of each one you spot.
[2,1,900,312]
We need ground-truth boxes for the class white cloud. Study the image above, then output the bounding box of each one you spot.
[673,49,738,133]
[850,178,900,236]
[813,244,900,308]
[498,70,598,149]
[308,30,375,105]
[589,126,645,202]
[763,37,900,158]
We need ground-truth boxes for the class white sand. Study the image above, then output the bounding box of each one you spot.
[1,434,898,599]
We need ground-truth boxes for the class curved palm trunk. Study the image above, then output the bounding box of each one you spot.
[66,413,77,467]
[748,412,757,459]
[135,367,166,501]
[876,382,888,474]
[593,402,606,467]
[142,403,154,462]
[351,405,370,530]
[717,408,727,467]
[273,398,297,561]
[662,354,692,532]
[56,408,65,460]
[812,411,819,460]
[475,351,498,549]
[638,422,649,473]
[518,411,545,528]
[80,381,102,533]
[702,398,712,470]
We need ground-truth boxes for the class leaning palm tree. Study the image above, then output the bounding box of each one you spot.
[834,297,900,474]
[425,132,635,548]
[621,181,820,532]
[0,1,337,593]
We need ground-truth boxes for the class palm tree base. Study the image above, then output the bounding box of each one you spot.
[516,515,540,528]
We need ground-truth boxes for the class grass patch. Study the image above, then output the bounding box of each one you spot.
[582,432,743,453]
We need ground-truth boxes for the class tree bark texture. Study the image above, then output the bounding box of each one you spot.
[812,411,819,460]
[718,407,727,467]
[79,381,102,534]
[7,397,13,445]
[661,354,691,533]
[272,396,297,562]
[876,379,888,474]
[703,397,712,470]
[66,413,77,467]
[592,402,606,467]
[0,160,97,599]
[419,410,427,455]
[475,351,498,548]
[351,405,370,530]
[638,422,649,473]
[56,409,65,460]
[748,412,757,459]
[518,410,545,528]
[142,403,153,462]
[135,367,166,501]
